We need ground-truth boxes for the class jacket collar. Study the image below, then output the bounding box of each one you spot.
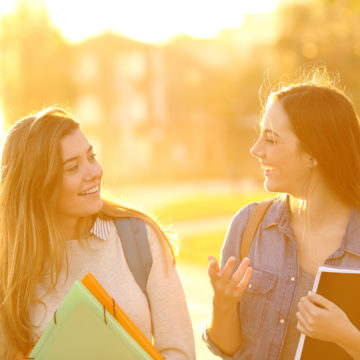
[261,195,360,256]
[261,195,294,240]
[341,207,360,256]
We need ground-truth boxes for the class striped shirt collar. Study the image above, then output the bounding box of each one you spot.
[90,217,112,241]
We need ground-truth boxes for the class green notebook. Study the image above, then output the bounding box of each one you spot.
[26,281,153,360]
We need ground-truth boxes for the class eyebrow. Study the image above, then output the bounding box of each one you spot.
[63,145,93,165]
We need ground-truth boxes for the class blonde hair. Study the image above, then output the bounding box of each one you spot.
[0,108,174,358]
[99,198,175,262]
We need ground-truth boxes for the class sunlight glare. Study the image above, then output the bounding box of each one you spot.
[45,0,279,43]
[0,106,5,145]
[0,0,16,16]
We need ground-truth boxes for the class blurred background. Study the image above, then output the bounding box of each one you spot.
[1,0,360,358]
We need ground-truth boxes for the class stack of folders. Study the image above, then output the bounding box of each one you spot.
[295,265,360,360]
[23,273,164,360]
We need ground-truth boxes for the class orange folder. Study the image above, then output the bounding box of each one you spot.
[81,273,164,360]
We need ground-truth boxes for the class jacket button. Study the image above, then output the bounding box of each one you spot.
[280,319,285,324]
[290,276,295,282]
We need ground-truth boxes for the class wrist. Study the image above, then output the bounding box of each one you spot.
[336,322,360,355]
[212,297,239,313]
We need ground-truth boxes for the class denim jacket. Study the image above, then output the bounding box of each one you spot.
[203,196,360,360]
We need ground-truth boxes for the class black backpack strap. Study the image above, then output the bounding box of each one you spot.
[114,218,153,296]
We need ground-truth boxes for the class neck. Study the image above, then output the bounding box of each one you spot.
[59,215,94,240]
[289,178,351,229]
[289,177,352,274]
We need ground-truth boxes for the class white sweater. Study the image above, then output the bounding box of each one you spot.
[29,219,195,360]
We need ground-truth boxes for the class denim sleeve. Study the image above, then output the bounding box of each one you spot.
[220,202,257,270]
[202,202,259,359]
[202,327,242,360]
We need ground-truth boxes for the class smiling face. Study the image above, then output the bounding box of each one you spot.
[56,129,103,223]
[250,100,317,196]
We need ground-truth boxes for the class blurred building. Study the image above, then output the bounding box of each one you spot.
[70,32,237,184]
[3,0,360,185]
[71,33,168,185]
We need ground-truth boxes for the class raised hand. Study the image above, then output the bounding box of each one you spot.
[208,256,252,309]
[206,256,253,354]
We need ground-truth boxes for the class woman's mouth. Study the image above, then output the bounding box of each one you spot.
[261,164,275,176]
[79,184,100,196]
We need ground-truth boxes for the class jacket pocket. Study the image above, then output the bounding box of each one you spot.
[239,267,278,336]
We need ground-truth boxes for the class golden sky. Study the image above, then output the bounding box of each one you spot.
[0,0,279,43]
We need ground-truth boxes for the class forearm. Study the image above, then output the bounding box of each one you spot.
[337,323,360,360]
[207,299,242,356]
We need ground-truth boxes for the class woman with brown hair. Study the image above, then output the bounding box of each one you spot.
[0,108,195,359]
[204,70,360,359]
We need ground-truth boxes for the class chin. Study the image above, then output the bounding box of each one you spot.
[85,198,103,216]
[93,198,104,213]
[264,180,281,194]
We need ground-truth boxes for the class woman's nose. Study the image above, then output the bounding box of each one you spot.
[85,161,103,180]
[250,138,264,159]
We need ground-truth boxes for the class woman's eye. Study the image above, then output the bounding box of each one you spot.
[265,137,276,143]
[262,132,277,143]
[89,153,97,161]
[67,164,78,172]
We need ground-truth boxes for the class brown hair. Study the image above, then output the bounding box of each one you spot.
[269,74,360,207]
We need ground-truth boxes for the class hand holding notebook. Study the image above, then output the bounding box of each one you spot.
[295,265,360,360]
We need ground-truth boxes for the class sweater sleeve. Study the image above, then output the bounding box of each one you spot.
[145,224,196,360]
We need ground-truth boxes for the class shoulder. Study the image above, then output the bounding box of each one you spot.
[222,201,259,249]
[144,222,158,245]
[145,223,171,260]
[230,201,259,229]
[230,196,283,229]
[228,198,275,232]
[220,197,281,264]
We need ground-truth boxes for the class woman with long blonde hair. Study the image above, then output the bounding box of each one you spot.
[0,108,195,359]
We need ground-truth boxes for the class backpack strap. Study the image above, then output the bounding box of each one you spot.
[240,199,274,259]
[114,218,152,296]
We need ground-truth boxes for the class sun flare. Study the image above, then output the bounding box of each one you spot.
[0,0,280,44]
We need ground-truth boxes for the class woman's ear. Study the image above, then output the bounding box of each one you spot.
[309,157,318,168]
[303,152,318,168]
[308,155,318,168]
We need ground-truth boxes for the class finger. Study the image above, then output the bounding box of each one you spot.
[208,256,220,272]
[221,256,237,280]
[307,292,332,310]
[296,309,312,333]
[234,266,253,294]
[298,294,321,316]
[231,257,250,283]
[208,256,220,278]
[296,319,310,337]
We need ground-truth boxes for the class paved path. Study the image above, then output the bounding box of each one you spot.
[177,262,219,360]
